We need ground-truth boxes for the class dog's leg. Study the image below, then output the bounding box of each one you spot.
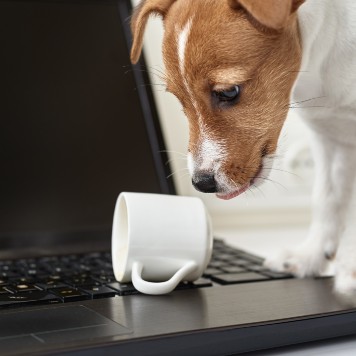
[333,193,356,296]
[264,131,356,277]
[334,233,356,297]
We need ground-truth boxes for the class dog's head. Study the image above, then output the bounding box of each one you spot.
[131,0,304,199]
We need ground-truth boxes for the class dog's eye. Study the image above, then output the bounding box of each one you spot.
[212,85,241,105]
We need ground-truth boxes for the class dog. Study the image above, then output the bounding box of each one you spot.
[130,0,356,296]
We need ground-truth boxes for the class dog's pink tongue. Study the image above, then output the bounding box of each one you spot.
[216,184,250,200]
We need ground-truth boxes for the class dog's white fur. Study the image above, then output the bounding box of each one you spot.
[177,19,230,183]
[264,0,356,296]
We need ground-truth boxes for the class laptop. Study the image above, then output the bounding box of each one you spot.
[1,0,356,355]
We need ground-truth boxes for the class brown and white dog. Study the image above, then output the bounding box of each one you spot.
[130,0,356,296]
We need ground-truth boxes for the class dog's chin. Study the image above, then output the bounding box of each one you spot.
[216,183,250,200]
[215,163,265,201]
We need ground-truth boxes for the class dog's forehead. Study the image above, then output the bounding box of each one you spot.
[166,0,235,29]
[164,0,238,62]
[163,0,268,87]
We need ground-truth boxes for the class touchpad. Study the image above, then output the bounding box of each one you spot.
[0,305,130,351]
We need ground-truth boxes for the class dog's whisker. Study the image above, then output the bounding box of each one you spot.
[285,70,310,73]
[237,164,296,176]
[228,177,245,193]
[261,167,300,178]
[289,105,327,109]
[251,176,288,191]
[125,66,177,89]
[145,65,168,78]
[166,168,189,179]
[165,157,188,165]
[160,150,188,158]
[246,186,257,198]
[138,83,167,88]
[167,172,191,181]
[123,68,150,75]
[144,66,187,93]
[250,183,265,198]
[289,96,327,106]
[135,83,168,93]
[228,177,238,188]
[160,149,187,156]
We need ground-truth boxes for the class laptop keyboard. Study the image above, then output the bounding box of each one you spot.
[0,239,293,308]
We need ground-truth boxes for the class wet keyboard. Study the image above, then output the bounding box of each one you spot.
[0,240,293,308]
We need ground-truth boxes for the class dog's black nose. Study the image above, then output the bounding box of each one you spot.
[192,172,217,193]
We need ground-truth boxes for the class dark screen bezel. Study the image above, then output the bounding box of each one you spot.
[0,0,176,256]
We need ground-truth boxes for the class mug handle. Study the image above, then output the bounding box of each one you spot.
[132,260,198,295]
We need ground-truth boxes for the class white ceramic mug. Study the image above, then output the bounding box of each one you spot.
[111,192,212,295]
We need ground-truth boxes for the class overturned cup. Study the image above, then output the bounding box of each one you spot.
[111,192,213,295]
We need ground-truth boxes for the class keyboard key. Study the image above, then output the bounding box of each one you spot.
[10,277,37,285]
[77,264,92,272]
[66,277,100,287]
[93,274,116,284]
[36,279,69,290]
[0,286,12,294]
[107,282,138,296]
[11,284,41,292]
[49,287,90,302]
[237,253,264,264]
[260,271,293,279]
[1,271,20,279]
[0,264,12,271]
[79,285,116,299]
[208,261,230,268]
[0,291,61,307]
[220,266,246,273]
[179,278,212,289]
[247,265,268,272]
[211,272,269,285]
[26,269,39,277]
[213,253,235,261]
[203,268,223,276]
[230,260,252,267]
[193,278,213,287]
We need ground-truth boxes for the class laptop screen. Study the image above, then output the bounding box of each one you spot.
[0,0,174,254]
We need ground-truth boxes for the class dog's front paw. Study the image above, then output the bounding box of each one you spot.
[334,256,356,297]
[334,270,356,297]
[263,246,327,278]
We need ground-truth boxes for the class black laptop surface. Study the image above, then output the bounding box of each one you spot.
[1,1,356,355]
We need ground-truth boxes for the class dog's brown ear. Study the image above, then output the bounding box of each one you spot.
[131,0,176,64]
[229,0,305,30]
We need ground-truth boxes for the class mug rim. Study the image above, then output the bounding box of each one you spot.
[112,193,130,281]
